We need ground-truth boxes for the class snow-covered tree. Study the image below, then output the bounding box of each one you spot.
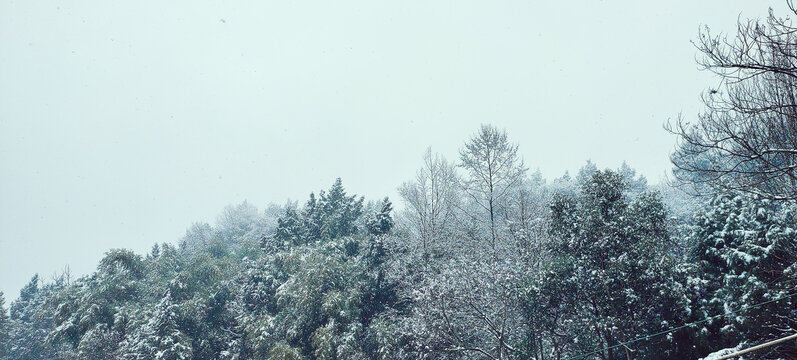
[575,159,598,187]
[618,161,648,196]
[275,179,365,246]
[124,291,193,360]
[668,2,797,201]
[399,148,460,256]
[318,178,364,240]
[275,207,306,247]
[366,197,394,236]
[8,275,59,360]
[178,222,214,257]
[45,249,146,358]
[538,170,688,359]
[0,292,9,360]
[688,193,797,358]
[216,201,266,250]
[459,124,528,247]
[190,286,245,360]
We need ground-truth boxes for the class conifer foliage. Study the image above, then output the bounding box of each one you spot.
[687,194,797,359]
[537,171,688,359]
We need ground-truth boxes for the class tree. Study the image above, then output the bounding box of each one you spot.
[47,250,146,357]
[125,291,193,360]
[502,171,550,270]
[318,178,364,240]
[191,286,245,360]
[575,159,598,187]
[403,251,526,360]
[540,171,688,359]
[687,193,797,358]
[215,201,263,248]
[275,207,306,247]
[366,197,394,236]
[617,161,648,195]
[274,179,365,246]
[178,222,214,257]
[75,323,121,360]
[459,125,527,247]
[8,275,59,360]
[668,2,797,200]
[398,148,459,255]
[0,292,9,360]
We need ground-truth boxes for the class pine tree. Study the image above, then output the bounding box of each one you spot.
[319,178,364,240]
[10,275,39,322]
[303,192,323,242]
[8,275,59,360]
[275,207,306,247]
[575,159,598,187]
[0,292,9,360]
[366,197,394,236]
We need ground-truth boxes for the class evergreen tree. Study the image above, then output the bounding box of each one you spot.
[10,275,39,322]
[319,178,364,240]
[8,275,59,360]
[192,286,244,360]
[0,292,9,360]
[126,291,193,360]
[275,207,306,247]
[303,192,323,242]
[617,161,647,195]
[366,197,394,236]
[575,159,598,187]
[688,194,797,358]
[539,170,688,359]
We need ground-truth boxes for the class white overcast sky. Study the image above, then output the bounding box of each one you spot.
[0,0,788,300]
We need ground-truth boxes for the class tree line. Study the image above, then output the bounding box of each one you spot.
[1,2,797,359]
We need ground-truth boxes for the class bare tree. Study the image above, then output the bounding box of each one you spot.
[398,147,460,257]
[459,125,527,247]
[668,1,797,200]
[400,243,526,360]
[500,174,551,271]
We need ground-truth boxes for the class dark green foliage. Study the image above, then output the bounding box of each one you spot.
[275,207,306,246]
[302,193,323,242]
[317,178,364,240]
[10,275,40,322]
[686,194,797,358]
[276,178,366,245]
[366,197,394,236]
[538,170,688,359]
[193,286,245,359]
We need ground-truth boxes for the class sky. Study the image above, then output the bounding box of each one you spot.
[0,0,788,301]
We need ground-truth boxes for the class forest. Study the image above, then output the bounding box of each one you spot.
[1,3,797,360]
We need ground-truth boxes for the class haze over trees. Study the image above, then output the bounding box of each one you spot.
[2,2,797,360]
